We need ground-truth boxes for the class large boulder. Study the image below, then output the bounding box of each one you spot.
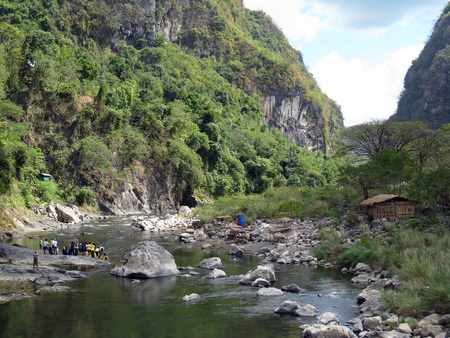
[239,264,276,285]
[197,257,222,270]
[317,312,339,325]
[110,241,179,278]
[55,204,81,223]
[294,305,318,317]
[274,301,300,314]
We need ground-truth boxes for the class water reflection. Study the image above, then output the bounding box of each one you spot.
[114,275,177,306]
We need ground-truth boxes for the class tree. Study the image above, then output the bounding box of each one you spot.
[0,141,11,193]
[408,169,450,207]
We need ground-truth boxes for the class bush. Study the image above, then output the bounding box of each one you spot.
[76,186,96,206]
[35,179,60,202]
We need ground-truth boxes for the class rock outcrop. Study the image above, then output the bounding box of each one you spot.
[110,241,179,278]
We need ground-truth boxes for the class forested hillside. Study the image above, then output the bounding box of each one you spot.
[390,2,450,129]
[0,0,343,214]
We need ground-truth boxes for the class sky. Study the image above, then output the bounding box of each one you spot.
[243,0,448,126]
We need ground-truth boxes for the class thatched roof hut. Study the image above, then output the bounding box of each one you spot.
[360,194,416,219]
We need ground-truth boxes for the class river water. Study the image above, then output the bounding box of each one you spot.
[0,217,363,337]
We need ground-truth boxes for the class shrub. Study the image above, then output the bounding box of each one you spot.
[35,179,60,202]
[76,186,96,206]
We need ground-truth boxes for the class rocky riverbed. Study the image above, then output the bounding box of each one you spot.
[1,205,449,337]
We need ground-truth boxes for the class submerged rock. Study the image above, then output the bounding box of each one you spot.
[281,284,302,293]
[110,241,179,278]
[183,293,200,302]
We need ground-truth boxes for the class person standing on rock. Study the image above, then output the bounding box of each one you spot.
[52,238,58,254]
[43,238,48,254]
[33,251,39,270]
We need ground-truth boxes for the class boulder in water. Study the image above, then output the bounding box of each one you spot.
[206,268,227,279]
[197,257,222,270]
[110,241,179,278]
[239,264,276,285]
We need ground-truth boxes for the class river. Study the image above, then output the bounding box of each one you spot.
[0,216,363,337]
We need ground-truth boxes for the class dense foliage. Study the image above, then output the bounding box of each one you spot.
[391,2,450,129]
[0,0,341,210]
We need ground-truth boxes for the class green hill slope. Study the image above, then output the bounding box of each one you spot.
[0,0,343,213]
[390,2,450,129]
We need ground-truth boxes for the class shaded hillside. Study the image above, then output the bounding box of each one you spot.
[390,2,450,129]
[0,0,342,214]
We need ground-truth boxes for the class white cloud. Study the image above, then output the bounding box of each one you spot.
[244,0,329,40]
[244,0,447,37]
[311,44,424,126]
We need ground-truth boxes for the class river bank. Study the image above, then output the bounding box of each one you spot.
[1,207,449,337]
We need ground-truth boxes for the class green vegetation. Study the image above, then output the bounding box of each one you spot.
[311,213,450,317]
[195,185,359,224]
[0,0,344,218]
[391,3,450,129]
[0,280,34,295]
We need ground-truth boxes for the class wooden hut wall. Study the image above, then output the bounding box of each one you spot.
[367,201,415,219]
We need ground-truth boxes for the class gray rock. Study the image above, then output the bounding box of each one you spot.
[274,300,299,314]
[110,241,179,278]
[257,287,283,297]
[228,244,243,256]
[397,323,412,334]
[364,316,382,330]
[355,262,371,272]
[347,318,364,333]
[197,257,222,270]
[351,274,371,283]
[281,283,302,292]
[300,255,315,263]
[206,268,227,279]
[294,306,317,317]
[420,324,443,337]
[178,206,191,215]
[55,204,81,223]
[251,278,271,288]
[33,275,62,286]
[317,312,339,325]
[435,333,449,338]
[302,324,357,338]
[183,293,200,302]
[362,331,412,338]
[438,314,450,326]
[257,247,271,255]
[239,264,276,285]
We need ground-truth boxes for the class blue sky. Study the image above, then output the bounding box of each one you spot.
[244,0,448,126]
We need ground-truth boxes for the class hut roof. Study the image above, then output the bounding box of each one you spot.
[360,194,409,206]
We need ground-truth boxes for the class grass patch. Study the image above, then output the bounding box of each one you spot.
[194,185,358,224]
[0,280,34,295]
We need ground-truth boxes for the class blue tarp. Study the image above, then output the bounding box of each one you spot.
[237,214,246,226]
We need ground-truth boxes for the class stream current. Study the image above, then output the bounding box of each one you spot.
[0,216,363,337]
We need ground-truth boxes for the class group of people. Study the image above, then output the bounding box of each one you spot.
[39,238,58,255]
[39,238,109,261]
